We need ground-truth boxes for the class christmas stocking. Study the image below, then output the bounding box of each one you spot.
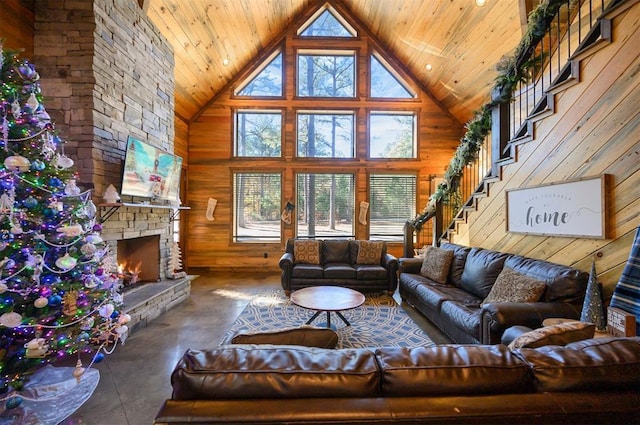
[206,198,217,221]
[359,201,369,225]
[281,201,294,225]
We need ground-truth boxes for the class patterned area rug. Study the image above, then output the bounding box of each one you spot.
[221,290,434,348]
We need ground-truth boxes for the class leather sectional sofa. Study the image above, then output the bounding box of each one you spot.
[279,239,398,296]
[154,337,640,424]
[399,242,588,344]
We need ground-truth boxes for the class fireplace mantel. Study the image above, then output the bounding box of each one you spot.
[98,202,190,222]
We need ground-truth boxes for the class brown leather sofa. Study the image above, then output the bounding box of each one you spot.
[279,239,398,296]
[399,243,588,344]
[154,337,640,424]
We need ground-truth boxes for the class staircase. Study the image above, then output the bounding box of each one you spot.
[426,0,637,245]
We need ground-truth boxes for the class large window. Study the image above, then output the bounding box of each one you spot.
[235,110,282,157]
[297,173,355,238]
[233,173,281,242]
[369,112,417,158]
[297,112,354,158]
[369,174,416,241]
[297,51,355,97]
[228,5,430,244]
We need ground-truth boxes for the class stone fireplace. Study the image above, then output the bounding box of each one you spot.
[31,0,190,332]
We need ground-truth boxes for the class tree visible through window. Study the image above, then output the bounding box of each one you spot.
[369,112,416,158]
[235,52,283,97]
[297,112,354,158]
[297,173,354,238]
[235,111,282,157]
[369,174,416,240]
[298,8,356,37]
[297,52,355,97]
[233,173,281,242]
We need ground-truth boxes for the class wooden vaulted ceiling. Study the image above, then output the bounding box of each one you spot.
[145,0,527,125]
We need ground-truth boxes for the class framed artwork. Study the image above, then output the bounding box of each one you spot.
[506,175,607,238]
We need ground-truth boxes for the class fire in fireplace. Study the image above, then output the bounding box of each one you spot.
[116,235,160,285]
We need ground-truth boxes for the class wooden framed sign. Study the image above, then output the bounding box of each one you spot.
[506,175,607,238]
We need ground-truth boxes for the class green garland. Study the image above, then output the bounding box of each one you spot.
[411,0,568,230]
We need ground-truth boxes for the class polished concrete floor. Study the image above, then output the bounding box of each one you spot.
[61,271,450,425]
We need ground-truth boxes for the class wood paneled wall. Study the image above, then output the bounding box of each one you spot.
[452,4,640,302]
[0,0,35,58]
[186,1,463,270]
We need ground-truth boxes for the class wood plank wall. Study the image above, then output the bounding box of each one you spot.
[186,1,463,271]
[0,0,35,58]
[452,4,640,302]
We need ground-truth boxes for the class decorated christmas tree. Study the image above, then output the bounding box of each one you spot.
[0,43,127,401]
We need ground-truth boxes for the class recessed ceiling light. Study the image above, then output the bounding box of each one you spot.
[425,64,433,71]
[222,58,230,66]
[476,0,487,6]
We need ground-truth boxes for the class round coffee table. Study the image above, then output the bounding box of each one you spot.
[290,286,365,328]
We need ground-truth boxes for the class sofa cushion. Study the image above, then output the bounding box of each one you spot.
[171,346,382,400]
[460,248,509,298]
[294,240,320,264]
[482,267,547,306]
[292,263,324,279]
[324,263,357,279]
[228,326,339,348]
[355,264,387,280]
[504,255,588,303]
[322,240,351,264]
[508,321,595,349]
[513,337,640,392]
[400,273,481,311]
[356,241,384,265]
[376,344,532,396]
[419,246,454,284]
[440,242,471,287]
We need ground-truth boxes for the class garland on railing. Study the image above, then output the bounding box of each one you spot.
[411,0,569,230]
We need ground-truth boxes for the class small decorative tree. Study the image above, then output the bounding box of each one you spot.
[0,43,128,403]
[167,241,186,279]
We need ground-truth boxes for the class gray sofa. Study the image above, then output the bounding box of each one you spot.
[279,239,398,296]
[399,242,588,344]
[155,337,640,424]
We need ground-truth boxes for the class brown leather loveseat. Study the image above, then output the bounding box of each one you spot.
[154,337,640,424]
[279,239,398,295]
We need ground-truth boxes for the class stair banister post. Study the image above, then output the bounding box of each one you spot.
[403,221,415,258]
[433,200,444,247]
[491,88,510,177]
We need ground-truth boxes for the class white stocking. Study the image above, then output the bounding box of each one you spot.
[359,201,369,225]
[206,198,217,221]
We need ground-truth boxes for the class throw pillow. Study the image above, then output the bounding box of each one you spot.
[482,267,547,306]
[419,246,454,284]
[294,240,320,264]
[356,241,384,265]
[229,326,339,349]
[508,321,596,349]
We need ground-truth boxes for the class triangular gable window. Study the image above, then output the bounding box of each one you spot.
[298,5,356,37]
[235,51,283,97]
[370,54,415,99]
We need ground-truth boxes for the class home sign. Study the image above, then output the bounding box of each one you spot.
[506,175,606,238]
